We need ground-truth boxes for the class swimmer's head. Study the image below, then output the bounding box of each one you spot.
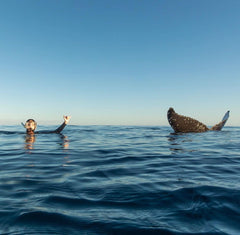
[23,119,37,133]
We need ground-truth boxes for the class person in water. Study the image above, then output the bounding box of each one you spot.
[22,116,71,134]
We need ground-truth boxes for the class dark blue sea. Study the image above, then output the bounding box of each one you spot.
[0,125,240,234]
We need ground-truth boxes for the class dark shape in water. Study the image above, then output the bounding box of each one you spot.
[167,107,230,133]
[21,116,71,134]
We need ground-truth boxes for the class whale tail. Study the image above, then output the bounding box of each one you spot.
[167,107,209,133]
[210,111,230,131]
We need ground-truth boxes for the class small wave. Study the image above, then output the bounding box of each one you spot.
[0,126,239,234]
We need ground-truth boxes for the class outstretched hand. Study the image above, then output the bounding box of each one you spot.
[63,116,71,124]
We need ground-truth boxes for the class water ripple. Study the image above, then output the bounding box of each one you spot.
[0,126,240,234]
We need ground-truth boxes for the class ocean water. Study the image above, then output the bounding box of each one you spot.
[0,125,240,234]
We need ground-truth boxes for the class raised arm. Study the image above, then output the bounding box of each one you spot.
[54,116,71,133]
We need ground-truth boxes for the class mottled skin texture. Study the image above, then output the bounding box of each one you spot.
[210,120,228,131]
[167,108,228,133]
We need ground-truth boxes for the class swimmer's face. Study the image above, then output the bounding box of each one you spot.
[24,119,37,131]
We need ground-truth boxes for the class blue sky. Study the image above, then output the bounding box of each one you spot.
[0,0,239,126]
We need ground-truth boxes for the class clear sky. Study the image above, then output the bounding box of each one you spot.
[0,0,239,126]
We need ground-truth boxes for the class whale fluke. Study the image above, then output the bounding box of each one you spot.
[210,110,230,131]
[167,108,230,133]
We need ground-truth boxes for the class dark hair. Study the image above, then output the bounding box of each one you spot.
[26,119,36,122]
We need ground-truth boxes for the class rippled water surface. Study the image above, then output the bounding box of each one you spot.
[0,125,240,234]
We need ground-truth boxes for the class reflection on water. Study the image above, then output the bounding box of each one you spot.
[60,135,69,149]
[168,133,196,153]
[24,134,70,151]
[24,134,36,150]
